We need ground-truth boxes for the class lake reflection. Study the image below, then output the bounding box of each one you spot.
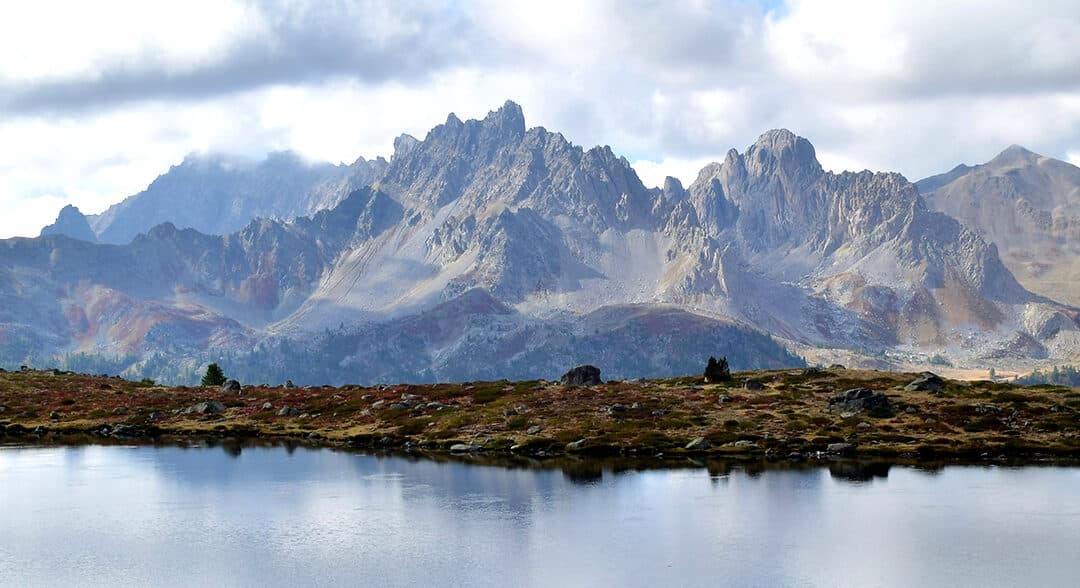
[1,445,1077,587]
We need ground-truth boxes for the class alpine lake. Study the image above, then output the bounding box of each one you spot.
[1,442,1077,587]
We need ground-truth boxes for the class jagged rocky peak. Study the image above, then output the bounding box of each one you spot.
[743,129,824,182]
[40,204,97,242]
[392,134,420,160]
[483,100,527,139]
[662,176,688,200]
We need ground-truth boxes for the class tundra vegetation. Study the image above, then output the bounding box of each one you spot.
[0,366,1077,460]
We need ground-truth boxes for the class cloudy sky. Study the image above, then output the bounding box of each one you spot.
[2,0,1079,238]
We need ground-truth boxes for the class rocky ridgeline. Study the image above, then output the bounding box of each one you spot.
[4,101,1079,382]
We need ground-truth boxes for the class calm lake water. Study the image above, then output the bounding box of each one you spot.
[0,444,1077,587]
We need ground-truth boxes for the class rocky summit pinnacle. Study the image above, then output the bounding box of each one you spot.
[40,204,97,243]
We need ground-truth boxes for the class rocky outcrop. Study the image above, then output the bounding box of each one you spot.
[561,365,602,386]
[904,372,946,393]
[827,388,891,413]
[183,400,225,415]
[222,380,242,394]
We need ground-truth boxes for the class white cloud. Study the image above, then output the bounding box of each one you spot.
[632,156,725,189]
[0,0,257,81]
[1,0,1079,238]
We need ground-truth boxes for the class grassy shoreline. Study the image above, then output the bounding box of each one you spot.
[1,367,1078,460]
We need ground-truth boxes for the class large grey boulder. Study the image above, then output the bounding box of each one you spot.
[222,379,242,394]
[828,388,891,413]
[904,372,945,392]
[561,365,602,386]
[743,378,765,391]
[184,400,225,415]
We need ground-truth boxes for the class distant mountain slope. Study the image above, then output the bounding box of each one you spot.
[87,151,388,244]
[2,101,1077,384]
[918,146,1080,306]
[40,205,97,242]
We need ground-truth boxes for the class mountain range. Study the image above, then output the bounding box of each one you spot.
[8,101,1080,384]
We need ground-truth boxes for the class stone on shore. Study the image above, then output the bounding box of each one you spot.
[685,437,711,451]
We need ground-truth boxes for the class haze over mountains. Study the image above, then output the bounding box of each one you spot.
[9,101,1080,384]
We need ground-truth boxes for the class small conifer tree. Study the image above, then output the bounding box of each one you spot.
[201,363,227,387]
[704,356,731,383]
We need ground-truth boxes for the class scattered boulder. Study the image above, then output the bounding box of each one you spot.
[112,407,128,416]
[732,440,758,448]
[566,438,587,450]
[685,437,711,451]
[828,388,891,413]
[606,404,627,415]
[904,372,945,393]
[526,425,542,435]
[146,411,163,422]
[450,443,479,453]
[829,364,846,370]
[856,422,871,430]
[801,367,824,377]
[561,365,602,386]
[284,380,297,389]
[827,442,856,455]
[717,394,733,403]
[183,400,225,415]
[389,403,409,410]
[743,378,765,391]
[222,379,242,394]
[49,410,61,421]
[261,402,273,410]
[277,406,301,417]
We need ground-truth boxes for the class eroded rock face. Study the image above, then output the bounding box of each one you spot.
[828,388,891,413]
[561,365,602,386]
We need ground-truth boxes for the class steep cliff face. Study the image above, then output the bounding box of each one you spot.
[3,102,1076,382]
[919,146,1080,306]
